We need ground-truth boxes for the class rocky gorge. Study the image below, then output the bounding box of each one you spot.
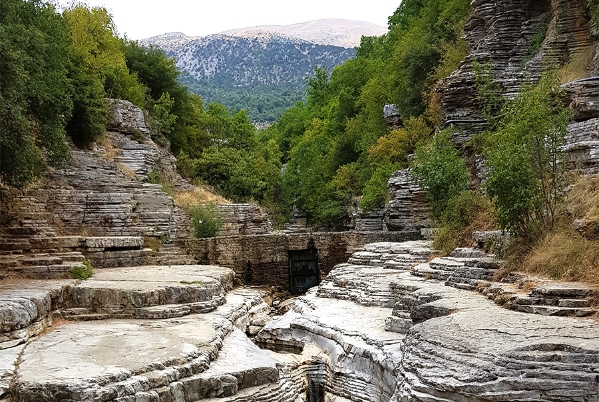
[2,0,599,401]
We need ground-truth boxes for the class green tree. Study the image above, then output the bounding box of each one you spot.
[63,4,147,145]
[411,129,470,220]
[64,5,146,106]
[0,0,72,187]
[484,73,571,239]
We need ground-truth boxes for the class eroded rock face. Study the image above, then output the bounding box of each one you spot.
[258,241,599,401]
[217,204,273,236]
[106,99,150,135]
[562,79,599,174]
[384,169,432,235]
[438,0,594,147]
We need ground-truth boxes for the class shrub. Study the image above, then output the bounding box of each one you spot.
[72,260,93,280]
[147,170,175,197]
[484,72,571,239]
[411,129,470,221]
[360,162,399,212]
[433,190,495,254]
[189,204,222,238]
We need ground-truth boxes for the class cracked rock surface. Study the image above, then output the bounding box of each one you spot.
[258,241,599,402]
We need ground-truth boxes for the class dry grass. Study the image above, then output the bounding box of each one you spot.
[560,46,595,83]
[118,163,137,179]
[523,229,599,284]
[564,174,599,231]
[96,135,117,161]
[514,175,599,285]
[173,186,228,209]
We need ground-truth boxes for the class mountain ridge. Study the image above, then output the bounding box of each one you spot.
[141,20,386,122]
[142,19,387,49]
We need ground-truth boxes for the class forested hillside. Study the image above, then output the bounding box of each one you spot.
[254,0,473,227]
[0,0,278,197]
[0,0,472,228]
[143,32,356,123]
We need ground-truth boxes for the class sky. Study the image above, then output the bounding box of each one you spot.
[70,0,400,40]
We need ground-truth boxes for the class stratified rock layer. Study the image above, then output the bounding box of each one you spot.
[0,265,311,402]
[384,169,431,235]
[258,241,599,402]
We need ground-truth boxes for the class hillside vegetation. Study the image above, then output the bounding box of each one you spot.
[256,0,473,227]
[4,0,599,284]
[0,0,279,198]
[144,32,357,123]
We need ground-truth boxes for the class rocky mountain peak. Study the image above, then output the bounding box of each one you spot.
[219,19,387,48]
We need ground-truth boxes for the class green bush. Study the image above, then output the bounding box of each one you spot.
[433,190,494,254]
[189,204,223,238]
[411,129,470,221]
[484,72,571,239]
[147,170,175,197]
[360,162,399,212]
[72,260,93,280]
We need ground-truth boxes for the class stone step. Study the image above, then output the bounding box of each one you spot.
[0,239,31,252]
[62,313,112,321]
[51,252,86,263]
[6,262,86,279]
[530,284,593,299]
[506,303,596,317]
[12,292,275,402]
[428,257,466,272]
[445,281,477,291]
[383,260,416,270]
[509,296,593,308]
[391,310,411,319]
[13,255,63,267]
[464,257,504,270]
[411,263,452,281]
[450,247,487,258]
[65,265,232,315]
[385,316,413,334]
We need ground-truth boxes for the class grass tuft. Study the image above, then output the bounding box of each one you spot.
[174,186,228,208]
[72,260,93,280]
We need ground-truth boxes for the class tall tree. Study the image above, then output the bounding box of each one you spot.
[0,0,72,187]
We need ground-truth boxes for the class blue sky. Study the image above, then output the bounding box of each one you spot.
[71,0,399,39]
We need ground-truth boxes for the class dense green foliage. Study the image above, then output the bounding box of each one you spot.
[0,0,205,186]
[411,130,470,221]
[258,0,471,227]
[484,73,571,239]
[412,71,572,252]
[0,1,285,226]
[0,0,72,187]
[189,204,223,238]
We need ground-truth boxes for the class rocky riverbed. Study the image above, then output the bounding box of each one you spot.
[1,240,597,401]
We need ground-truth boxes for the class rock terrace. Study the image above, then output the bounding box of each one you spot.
[0,240,598,401]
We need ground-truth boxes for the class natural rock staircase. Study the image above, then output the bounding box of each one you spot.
[0,227,87,280]
[0,263,314,401]
[257,240,599,401]
[505,284,596,317]
[323,241,598,334]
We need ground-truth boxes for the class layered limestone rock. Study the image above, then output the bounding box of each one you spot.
[0,265,314,402]
[384,104,403,131]
[562,78,599,174]
[350,208,385,232]
[438,0,595,147]
[257,241,599,401]
[106,99,151,135]
[217,204,273,236]
[383,169,432,236]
